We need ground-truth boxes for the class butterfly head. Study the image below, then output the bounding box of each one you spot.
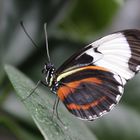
[42,63,55,87]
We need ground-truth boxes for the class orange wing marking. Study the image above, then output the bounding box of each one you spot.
[57,77,102,101]
[66,96,106,110]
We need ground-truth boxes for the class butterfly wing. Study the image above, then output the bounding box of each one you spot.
[56,29,140,120]
[57,65,124,120]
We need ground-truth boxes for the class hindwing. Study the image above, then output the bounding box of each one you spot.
[56,66,124,120]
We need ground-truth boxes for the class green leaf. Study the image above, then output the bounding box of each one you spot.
[4,64,97,140]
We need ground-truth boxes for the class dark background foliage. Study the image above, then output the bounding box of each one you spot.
[1,0,140,140]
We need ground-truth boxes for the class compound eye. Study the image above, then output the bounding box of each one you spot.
[42,69,46,74]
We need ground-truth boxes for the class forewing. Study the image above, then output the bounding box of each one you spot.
[57,29,140,82]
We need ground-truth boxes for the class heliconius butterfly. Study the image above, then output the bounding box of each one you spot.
[21,22,140,121]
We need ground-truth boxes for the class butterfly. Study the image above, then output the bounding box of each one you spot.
[40,28,140,121]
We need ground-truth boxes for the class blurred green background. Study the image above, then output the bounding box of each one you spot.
[1,0,140,140]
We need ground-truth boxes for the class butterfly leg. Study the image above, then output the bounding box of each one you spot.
[52,96,58,119]
[21,80,41,101]
[41,80,48,86]
[52,96,65,126]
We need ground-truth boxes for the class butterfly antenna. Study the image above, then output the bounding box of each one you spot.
[44,23,51,63]
[20,21,38,49]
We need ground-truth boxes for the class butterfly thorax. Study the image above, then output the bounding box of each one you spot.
[42,63,57,88]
